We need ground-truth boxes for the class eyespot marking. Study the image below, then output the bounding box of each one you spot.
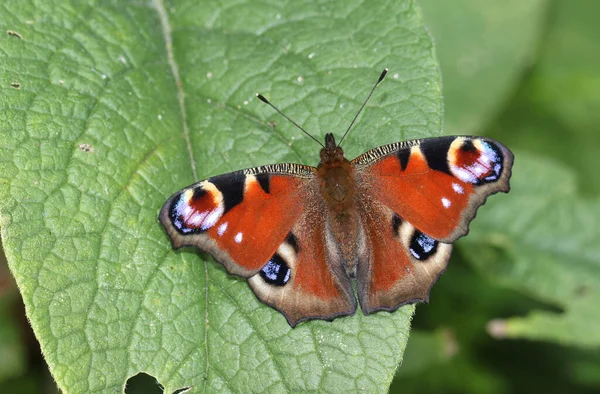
[286,232,299,252]
[209,171,245,213]
[409,231,438,260]
[449,138,505,185]
[259,253,291,286]
[169,187,224,234]
[461,139,477,152]
[193,187,207,200]
[202,207,223,230]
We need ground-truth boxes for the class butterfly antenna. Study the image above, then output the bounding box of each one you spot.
[256,93,325,148]
[338,68,388,146]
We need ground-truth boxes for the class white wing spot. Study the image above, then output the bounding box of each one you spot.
[201,206,224,230]
[452,183,464,194]
[218,222,228,236]
[451,166,478,184]
[442,197,451,209]
[235,232,243,244]
[187,211,207,226]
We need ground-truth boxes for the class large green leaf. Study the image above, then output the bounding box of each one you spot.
[0,0,442,392]
[463,153,600,347]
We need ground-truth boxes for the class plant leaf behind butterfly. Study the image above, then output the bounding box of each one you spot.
[463,153,600,347]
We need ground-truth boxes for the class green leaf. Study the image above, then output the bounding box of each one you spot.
[463,153,600,347]
[0,0,441,392]
[392,252,600,393]
[420,0,548,135]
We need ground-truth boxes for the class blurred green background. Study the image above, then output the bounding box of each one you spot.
[1,0,599,392]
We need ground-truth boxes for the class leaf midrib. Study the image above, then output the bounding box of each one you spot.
[152,1,210,390]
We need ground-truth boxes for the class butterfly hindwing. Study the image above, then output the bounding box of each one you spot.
[353,136,513,243]
[356,200,452,313]
[248,191,356,327]
[159,165,314,277]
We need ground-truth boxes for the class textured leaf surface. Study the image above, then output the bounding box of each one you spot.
[0,0,441,392]
[463,153,600,347]
[420,0,547,135]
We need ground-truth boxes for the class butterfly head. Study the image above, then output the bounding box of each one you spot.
[320,133,345,165]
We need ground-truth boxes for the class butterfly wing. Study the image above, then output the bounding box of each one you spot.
[353,136,513,312]
[353,136,513,243]
[159,165,315,277]
[356,200,452,313]
[159,164,355,326]
[247,191,356,327]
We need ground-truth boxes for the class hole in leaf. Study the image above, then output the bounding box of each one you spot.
[125,373,191,394]
[125,373,162,394]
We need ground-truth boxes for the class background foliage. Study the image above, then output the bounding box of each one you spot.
[1,0,599,393]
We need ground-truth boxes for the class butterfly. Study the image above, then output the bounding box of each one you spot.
[159,70,514,327]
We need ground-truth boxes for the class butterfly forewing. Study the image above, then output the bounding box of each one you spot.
[352,136,514,243]
[159,165,315,277]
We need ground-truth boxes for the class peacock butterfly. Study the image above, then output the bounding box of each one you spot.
[159,70,513,327]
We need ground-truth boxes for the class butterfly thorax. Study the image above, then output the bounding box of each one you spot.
[317,133,356,212]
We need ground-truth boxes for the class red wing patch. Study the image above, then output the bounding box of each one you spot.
[248,198,356,327]
[159,171,311,277]
[356,202,452,313]
[355,136,513,242]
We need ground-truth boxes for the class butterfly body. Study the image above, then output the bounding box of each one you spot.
[160,129,513,326]
[316,133,362,275]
